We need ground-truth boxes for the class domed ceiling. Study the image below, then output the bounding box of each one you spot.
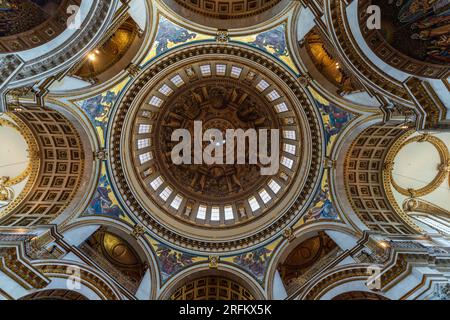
[161,0,291,29]
[0,0,80,52]
[360,0,450,77]
[373,0,450,66]
[109,43,324,253]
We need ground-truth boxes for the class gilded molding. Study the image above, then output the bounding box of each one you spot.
[385,133,450,198]
[0,114,40,220]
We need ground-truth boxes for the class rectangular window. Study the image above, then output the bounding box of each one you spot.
[171,75,185,87]
[248,197,260,212]
[200,65,211,76]
[256,80,270,92]
[259,189,272,204]
[150,176,164,190]
[216,64,227,76]
[268,180,281,194]
[171,195,183,210]
[139,152,153,164]
[284,143,296,155]
[159,84,173,96]
[281,156,294,169]
[274,102,288,113]
[224,206,234,220]
[197,205,207,220]
[267,90,281,101]
[138,124,151,134]
[149,96,163,107]
[211,207,220,221]
[283,130,296,140]
[159,186,173,201]
[138,139,151,149]
[230,66,242,78]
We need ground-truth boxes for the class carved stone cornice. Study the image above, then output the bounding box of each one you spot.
[0,246,49,290]
[404,78,448,130]
[36,263,120,300]
[403,198,450,218]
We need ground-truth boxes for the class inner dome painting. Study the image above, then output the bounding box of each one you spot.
[374,0,449,65]
[0,0,449,308]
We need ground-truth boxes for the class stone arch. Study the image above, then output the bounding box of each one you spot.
[266,222,359,299]
[266,222,359,296]
[19,289,88,300]
[61,221,156,297]
[0,105,86,227]
[158,264,266,300]
[332,290,389,300]
[340,121,421,234]
[298,265,377,300]
[61,217,160,299]
[33,261,122,300]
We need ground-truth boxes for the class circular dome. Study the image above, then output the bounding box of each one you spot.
[109,43,323,253]
[386,133,449,198]
[0,119,29,179]
[0,115,36,212]
[0,0,80,53]
[160,0,292,30]
[359,0,450,78]
[151,76,282,206]
[393,141,441,190]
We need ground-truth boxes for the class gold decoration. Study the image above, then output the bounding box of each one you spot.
[216,30,229,42]
[209,255,219,269]
[0,117,33,187]
[131,224,145,239]
[403,198,450,217]
[0,114,40,218]
[126,63,142,78]
[283,228,295,242]
[0,177,14,207]
[386,134,450,198]
[170,276,254,300]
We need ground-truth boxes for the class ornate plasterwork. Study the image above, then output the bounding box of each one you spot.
[0,107,85,227]
[326,0,409,101]
[130,60,303,228]
[172,0,281,20]
[0,114,40,218]
[385,133,450,198]
[344,124,420,234]
[170,275,255,300]
[403,198,450,217]
[109,42,324,253]
[0,246,49,290]
[160,0,292,30]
